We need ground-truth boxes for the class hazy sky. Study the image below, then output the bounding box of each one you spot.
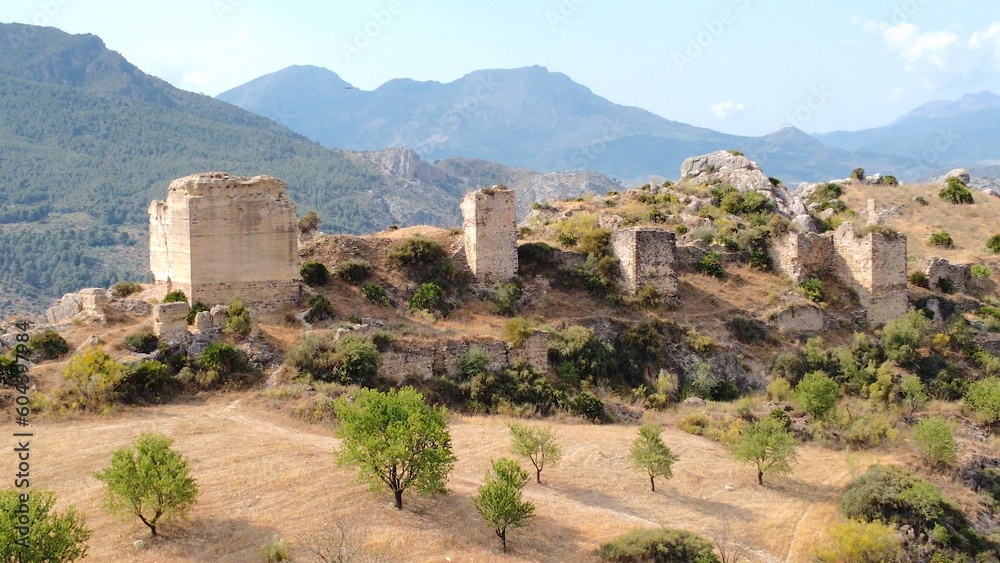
[2,0,998,136]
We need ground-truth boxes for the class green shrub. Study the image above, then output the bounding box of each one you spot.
[186,302,209,324]
[557,232,578,247]
[117,360,177,404]
[459,345,492,383]
[198,343,244,375]
[801,278,825,302]
[489,281,522,316]
[939,177,974,204]
[767,378,793,401]
[597,527,720,563]
[936,277,955,293]
[697,252,724,278]
[503,317,533,348]
[771,353,806,385]
[880,175,899,186]
[928,231,954,248]
[517,242,557,274]
[111,281,142,298]
[300,262,330,286]
[361,283,389,306]
[336,260,373,284]
[387,237,446,268]
[225,298,252,335]
[298,210,321,233]
[909,271,930,288]
[549,326,616,383]
[988,234,1000,254]
[970,264,992,280]
[839,464,986,554]
[812,519,903,563]
[260,535,289,562]
[28,329,70,360]
[725,316,766,343]
[881,309,931,368]
[965,376,1000,426]
[913,416,958,468]
[748,247,773,271]
[286,331,380,386]
[162,290,187,304]
[851,168,865,181]
[571,392,610,424]
[796,371,839,420]
[305,294,333,322]
[409,283,448,315]
[469,362,563,415]
[122,329,159,354]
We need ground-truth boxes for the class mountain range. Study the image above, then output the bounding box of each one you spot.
[217,65,999,185]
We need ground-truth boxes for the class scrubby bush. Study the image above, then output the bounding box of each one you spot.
[796,371,839,420]
[697,252,725,278]
[409,283,448,315]
[459,346,492,382]
[909,271,930,288]
[936,277,955,293]
[812,519,903,563]
[62,346,123,412]
[880,175,899,186]
[286,331,381,386]
[298,210,321,233]
[162,290,187,304]
[388,237,446,268]
[597,527,719,563]
[928,231,954,248]
[111,281,142,298]
[767,378,793,401]
[117,360,177,404]
[571,391,610,424]
[198,343,244,375]
[748,247,773,271]
[300,262,330,286]
[851,167,865,181]
[988,233,1000,254]
[726,317,767,343]
[503,317,533,348]
[225,298,252,335]
[469,363,563,416]
[28,329,70,360]
[361,282,389,306]
[549,326,616,383]
[305,294,333,322]
[965,376,1000,426]
[122,329,159,354]
[517,242,557,274]
[970,264,992,280]
[939,176,974,204]
[489,281,522,316]
[771,352,806,385]
[881,309,930,368]
[801,278,825,302]
[336,260,373,284]
[913,416,958,468]
[0,488,91,562]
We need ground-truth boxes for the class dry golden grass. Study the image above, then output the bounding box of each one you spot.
[840,181,1000,266]
[5,396,902,563]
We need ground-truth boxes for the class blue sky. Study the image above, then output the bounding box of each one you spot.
[2,0,998,136]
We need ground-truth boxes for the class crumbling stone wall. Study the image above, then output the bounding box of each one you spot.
[460,187,517,283]
[770,222,907,325]
[925,257,970,293]
[378,332,549,381]
[610,228,678,300]
[149,173,300,308]
[153,302,189,338]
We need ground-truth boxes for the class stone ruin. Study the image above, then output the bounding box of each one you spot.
[149,172,301,309]
[610,228,678,301]
[45,288,111,325]
[460,186,518,283]
[925,257,970,293]
[770,222,908,325]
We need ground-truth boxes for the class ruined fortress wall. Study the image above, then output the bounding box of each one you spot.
[461,187,517,283]
[378,333,549,382]
[925,257,969,293]
[769,232,833,284]
[831,223,908,325]
[611,228,678,299]
[149,173,300,308]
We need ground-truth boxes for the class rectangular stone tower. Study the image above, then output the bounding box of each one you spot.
[460,186,517,283]
[149,172,300,308]
[610,228,678,300]
[831,223,908,326]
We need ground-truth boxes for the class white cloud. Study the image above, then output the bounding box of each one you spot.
[711,100,747,120]
[863,20,1000,73]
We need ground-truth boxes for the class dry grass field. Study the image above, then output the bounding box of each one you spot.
[7,395,901,563]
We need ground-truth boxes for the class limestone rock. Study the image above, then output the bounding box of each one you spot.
[45,288,110,325]
[767,304,824,333]
[153,302,190,338]
[680,151,809,219]
[193,311,213,332]
[938,168,971,184]
[361,147,446,183]
[210,305,228,328]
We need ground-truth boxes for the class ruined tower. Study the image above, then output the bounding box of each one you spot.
[610,228,678,300]
[460,186,517,283]
[149,172,300,308]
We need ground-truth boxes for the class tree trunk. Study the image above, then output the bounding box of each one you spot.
[536,467,542,484]
[394,489,403,510]
[499,529,507,553]
[650,474,656,492]
[757,470,764,486]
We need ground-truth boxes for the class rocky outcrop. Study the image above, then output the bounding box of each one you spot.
[45,288,111,324]
[680,151,814,230]
[153,302,189,338]
[362,147,447,183]
[937,168,971,184]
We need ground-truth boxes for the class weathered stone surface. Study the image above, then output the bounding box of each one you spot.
[362,147,447,183]
[209,305,228,328]
[767,304,824,333]
[153,302,190,338]
[193,311,213,332]
[938,168,971,184]
[770,222,908,325]
[925,257,970,293]
[149,172,301,310]
[509,330,550,374]
[680,151,810,222]
[106,298,153,317]
[45,288,110,324]
[610,228,678,300]
[378,332,549,382]
[461,186,517,283]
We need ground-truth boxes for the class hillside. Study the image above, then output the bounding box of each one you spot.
[217,65,917,185]
[0,24,622,314]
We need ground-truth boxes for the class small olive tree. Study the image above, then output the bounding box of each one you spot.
[472,458,535,554]
[730,417,797,485]
[0,489,91,562]
[93,433,198,537]
[508,423,561,484]
[334,387,456,509]
[628,423,680,492]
